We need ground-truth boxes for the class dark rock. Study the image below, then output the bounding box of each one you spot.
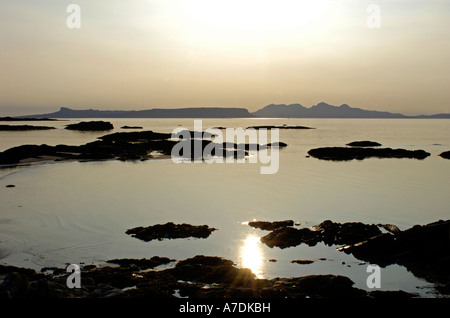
[368,290,418,298]
[0,144,80,164]
[291,260,315,265]
[260,220,381,249]
[346,141,382,147]
[121,126,143,129]
[0,117,58,122]
[65,121,114,131]
[0,272,30,298]
[258,275,366,298]
[266,142,288,148]
[340,219,450,294]
[0,128,287,165]
[0,253,444,298]
[0,125,55,131]
[248,220,294,231]
[82,266,137,290]
[308,147,430,160]
[5,185,15,188]
[261,227,321,248]
[439,151,450,159]
[173,255,255,286]
[313,220,382,246]
[98,130,171,142]
[125,222,217,242]
[377,223,401,234]
[338,233,398,267]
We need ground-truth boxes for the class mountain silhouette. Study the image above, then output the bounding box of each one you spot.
[16,103,450,119]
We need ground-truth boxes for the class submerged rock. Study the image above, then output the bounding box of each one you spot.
[125,222,217,242]
[65,121,114,131]
[307,147,430,160]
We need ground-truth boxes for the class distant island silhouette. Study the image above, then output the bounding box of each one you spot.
[16,103,450,119]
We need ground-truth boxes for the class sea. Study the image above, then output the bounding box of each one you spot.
[0,118,449,297]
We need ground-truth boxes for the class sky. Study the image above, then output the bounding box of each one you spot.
[0,0,449,116]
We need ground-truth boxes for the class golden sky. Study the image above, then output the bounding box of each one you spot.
[1,0,449,116]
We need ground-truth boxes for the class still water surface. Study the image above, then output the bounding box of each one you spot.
[0,118,449,296]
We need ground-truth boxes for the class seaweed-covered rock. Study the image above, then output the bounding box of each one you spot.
[125,222,217,242]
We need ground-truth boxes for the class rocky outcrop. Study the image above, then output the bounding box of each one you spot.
[307,147,430,160]
[258,219,449,295]
[121,126,143,129]
[0,117,58,121]
[65,121,114,131]
[259,220,382,249]
[339,220,450,290]
[0,125,55,131]
[346,141,382,147]
[0,256,383,299]
[440,151,450,159]
[126,222,217,242]
[0,130,286,165]
[248,220,294,231]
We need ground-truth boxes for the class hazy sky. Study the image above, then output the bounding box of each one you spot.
[1,0,449,116]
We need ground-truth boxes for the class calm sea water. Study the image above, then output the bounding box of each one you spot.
[0,118,449,296]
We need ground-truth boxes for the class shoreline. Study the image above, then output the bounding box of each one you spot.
[1,219,448,299]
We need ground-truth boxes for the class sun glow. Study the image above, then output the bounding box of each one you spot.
[240,234,264,278]
[178,0,328,30]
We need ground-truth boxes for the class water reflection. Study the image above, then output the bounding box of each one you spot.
[240,234,264,278]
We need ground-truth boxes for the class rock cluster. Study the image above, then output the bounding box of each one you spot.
[126,223,217,242]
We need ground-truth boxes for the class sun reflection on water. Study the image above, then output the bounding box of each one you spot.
[240,234,264,278]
